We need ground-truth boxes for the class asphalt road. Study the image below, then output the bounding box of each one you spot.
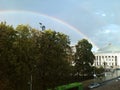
[92,78,120,90]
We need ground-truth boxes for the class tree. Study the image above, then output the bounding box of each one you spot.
[0,23,40,90]
[94,66,104,75]
[74,39,95,79]
[12,25,39,90]
[0,22,17,90]
[37,30,71,89]
[0,22,75,90]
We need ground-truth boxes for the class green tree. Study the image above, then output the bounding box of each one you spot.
[0,23,39,90]
[0,22,17,90]
[12,25,38,90]
[0,22,72,90]
[74,39,95,78]
[37,30,71,89]
[94,66,104,75]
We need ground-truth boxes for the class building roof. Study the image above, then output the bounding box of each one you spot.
[97,44,120,53]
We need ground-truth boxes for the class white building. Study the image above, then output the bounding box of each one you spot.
[94,44,120,69]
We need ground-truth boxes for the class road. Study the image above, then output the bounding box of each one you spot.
[92,78,120,90]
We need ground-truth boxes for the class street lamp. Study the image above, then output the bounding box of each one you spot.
[39,22,46,31]
[93,65,96,83]
[30,74,32,90]
[29,65,37,90]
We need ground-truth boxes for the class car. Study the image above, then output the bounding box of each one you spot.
[116,77,120,82]
[118,77,120,80]
[88,83,100,89]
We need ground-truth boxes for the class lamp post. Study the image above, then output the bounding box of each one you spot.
[29,65,36,90]
[93,74,96,83]
[30,74,32,90]
[39,22,45,31]
[93,65,96,83]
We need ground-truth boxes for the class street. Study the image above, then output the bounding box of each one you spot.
[92,78,120,90]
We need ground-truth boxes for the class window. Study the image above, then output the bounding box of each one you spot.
[99,56,101,60]
[115,56,117,66]
[115,56,117,61]
[112,63,114,66]
[102,56,104,58]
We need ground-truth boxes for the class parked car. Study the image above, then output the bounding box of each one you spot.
[116,77,120,81]
[88,83,100,89]
[118,77,120,80]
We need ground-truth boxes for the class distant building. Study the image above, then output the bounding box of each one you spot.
[94,44,120,69]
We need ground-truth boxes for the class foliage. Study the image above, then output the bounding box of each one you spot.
[36,30,71,89]
[74,39,95,78]
[0,22,96,90]
[94,66,104,75]
[0,22,72,90]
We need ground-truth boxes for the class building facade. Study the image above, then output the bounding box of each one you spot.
[94,44,120,69]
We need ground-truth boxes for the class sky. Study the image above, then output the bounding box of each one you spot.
[0,0,120,50]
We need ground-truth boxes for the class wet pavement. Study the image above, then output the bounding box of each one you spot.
[84,70,120,90]
[92,79,120,90]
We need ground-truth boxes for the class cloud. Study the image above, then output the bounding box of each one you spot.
[1,0,120,49]
[0,11,84,46]
[92,24,120,47]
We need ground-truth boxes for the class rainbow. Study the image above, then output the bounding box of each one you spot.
[0,10,99,50]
